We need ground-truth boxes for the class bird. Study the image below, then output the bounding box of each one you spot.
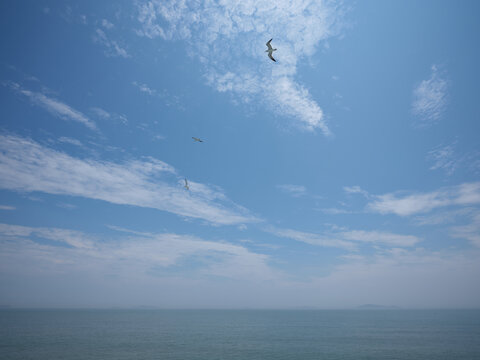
[184,178,189,191]
[192,137,203,142]
[265,39,277,62]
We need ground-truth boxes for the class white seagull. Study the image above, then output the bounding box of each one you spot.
[184,178,189,191]
[265,39,277,62]
[192,137,203,142]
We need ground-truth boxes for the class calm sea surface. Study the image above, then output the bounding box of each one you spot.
[1,309,479,360]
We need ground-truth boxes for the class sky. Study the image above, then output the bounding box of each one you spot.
[0,0,479,309]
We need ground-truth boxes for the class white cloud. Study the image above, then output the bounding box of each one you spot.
[93,28,129,58]
[367,182,480,216]
[276,184,307,197]
[0,223,274,281]
[0,205,15,211]
[269,77,328,133]
[6,82,97,131]
[265,226,419,249]
[412,65,448,127]
[135,0,345,134]
[0,134,257,226]
[1,224,478,308]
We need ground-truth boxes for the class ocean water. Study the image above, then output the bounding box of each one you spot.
[1,309,479,360]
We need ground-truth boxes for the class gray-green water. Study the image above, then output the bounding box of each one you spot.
[1,309,479,359]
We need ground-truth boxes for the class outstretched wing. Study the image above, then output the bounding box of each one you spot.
[268,52,276,62]
[266,38,273,51]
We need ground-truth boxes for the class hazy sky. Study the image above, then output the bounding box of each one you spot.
[1,0,479,308]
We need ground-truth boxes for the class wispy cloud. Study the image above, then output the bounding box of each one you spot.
[132,81,157,96]
[90,107,128,124]
[0,223,94,249]
[426,142,480,176]
[427,142,457,175]
[132,81,183,109]
[339,230,419,247]
[450,211,480,247]
[276,184,307,198]
[412,65,448,127]
[0,134,257,226]
[0,223,274,280]
[5,82,97,131]
[101,19,114,29]
[367,182,480,216]
[413,207,475,226]
[316,207,351,215]
[343,185,369,198]
[265,226,355,250]
[135,0,345,134]
[93,28,129,58]
[265,226,420,249]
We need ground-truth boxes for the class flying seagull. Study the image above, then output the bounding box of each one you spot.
[184,178,189,191]
[192,137,203,142]
[265,39,277,62]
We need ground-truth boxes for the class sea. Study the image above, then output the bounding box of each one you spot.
[1,309,479,360]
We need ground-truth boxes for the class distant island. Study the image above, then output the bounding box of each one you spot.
[357,304,402,310]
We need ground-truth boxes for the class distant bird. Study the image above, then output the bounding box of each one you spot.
[184,178,189,191]
[192,137,203,142]
[265,39,277,62]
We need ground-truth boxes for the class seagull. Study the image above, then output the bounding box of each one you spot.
[192,137,203,142]
[184,178,189,191]
[265,39,277,62]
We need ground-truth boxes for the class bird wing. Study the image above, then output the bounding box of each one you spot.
[266,39,273,50]
[268,52,276,62]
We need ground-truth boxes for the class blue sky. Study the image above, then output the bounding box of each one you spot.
[0,0,479,308]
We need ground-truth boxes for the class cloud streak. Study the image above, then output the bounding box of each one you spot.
[0,134,257,225]
[6,82,97,130]
[0,205,15,211]
[266,226,420,249]
[135,0,344,134]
